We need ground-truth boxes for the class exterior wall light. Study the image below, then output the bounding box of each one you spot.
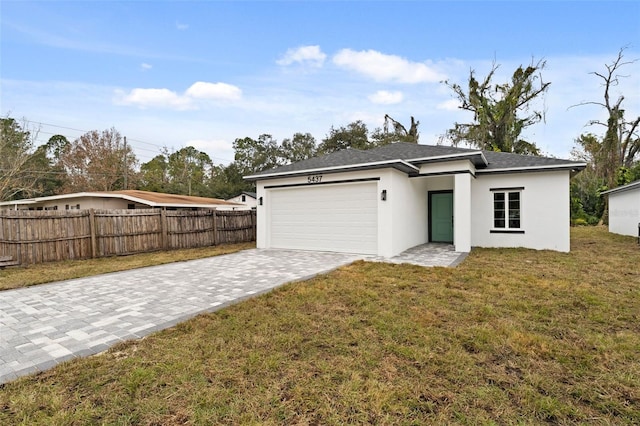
[381,190,387,201]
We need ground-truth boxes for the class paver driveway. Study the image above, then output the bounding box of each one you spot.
[0,249,364,384]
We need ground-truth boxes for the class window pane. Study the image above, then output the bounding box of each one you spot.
[494,193,505,228]
[508,192,520,210]
[508,192,521,229]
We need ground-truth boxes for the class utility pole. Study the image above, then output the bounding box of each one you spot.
[123,136,128,190]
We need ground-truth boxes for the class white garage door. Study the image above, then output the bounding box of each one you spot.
[268,181,378,254]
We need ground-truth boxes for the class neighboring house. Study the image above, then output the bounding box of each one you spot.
[245,142,586,256]
[0,190,243,211]
[601,180,640,238]
[226,191,257,209]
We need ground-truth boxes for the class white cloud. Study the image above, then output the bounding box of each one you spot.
[117,88,193,110]
[140,63,152,71]
[436,99,460,111]
[368,90,403,105]
[176,22,189,31]
[333,49,445,83]
[277,45,326,67]
[116,81,242,110]
[185,82,242,101]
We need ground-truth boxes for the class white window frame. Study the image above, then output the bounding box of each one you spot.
[491,187,523,233]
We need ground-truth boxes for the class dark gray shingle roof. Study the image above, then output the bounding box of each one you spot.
[246,147,417,178]
[245,142,586,180]
[370,142,480,158]
[480,150,585,171]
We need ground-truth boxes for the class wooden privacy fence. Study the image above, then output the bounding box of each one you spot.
[0,209,256,265]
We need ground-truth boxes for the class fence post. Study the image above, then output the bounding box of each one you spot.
[212,209,218,246]
[252,210,256,241]
[89,209,97,258]
[160,209,168,250]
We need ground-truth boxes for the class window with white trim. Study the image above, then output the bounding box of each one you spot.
[493,190,521,230]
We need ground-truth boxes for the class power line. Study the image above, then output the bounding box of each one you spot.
[22,119,233,163]
[0,168,129,177]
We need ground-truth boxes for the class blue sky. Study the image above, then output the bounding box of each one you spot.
[2,1,639,165]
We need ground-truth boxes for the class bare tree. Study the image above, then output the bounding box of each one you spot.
[383,115,419,143]
[0,117,42,201]
[60,128,138,192]
[570,48,640,188]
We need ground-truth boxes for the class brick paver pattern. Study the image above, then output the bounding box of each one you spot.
[0,246,465,384]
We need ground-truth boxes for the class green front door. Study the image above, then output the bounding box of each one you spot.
[430,191,453,243]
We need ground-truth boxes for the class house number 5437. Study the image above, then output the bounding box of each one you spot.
[307,175,322,183]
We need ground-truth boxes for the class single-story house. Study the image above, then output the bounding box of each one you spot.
[601,180,640,238]
[245,142,586,256]
[226,191,257,209]
[0,190,243,211]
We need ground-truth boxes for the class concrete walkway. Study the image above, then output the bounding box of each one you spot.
[373,243,467,267]
[0,245,466,384]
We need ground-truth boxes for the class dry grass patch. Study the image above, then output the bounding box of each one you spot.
[0,242,255,291]
[1,227,639,424]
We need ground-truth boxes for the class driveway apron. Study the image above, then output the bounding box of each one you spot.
[0,249,363,384]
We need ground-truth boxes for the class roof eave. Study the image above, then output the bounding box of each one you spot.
[600,180,640,195]
[0,192,237,208]
[155,203,241,208]
[244,159,419,181]
[476,163,588,175]
[407,151,488,168]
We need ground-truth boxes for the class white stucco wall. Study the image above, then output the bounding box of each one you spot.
[257,169,467,257]
[454,173,472,252]
[227,194,257,209]
[256,167,573,255]
[256,169,393,254]
[471,170,571,252]
[257,168,436,257]
[388,170,430,256]
[419,159,476,175]
[608,188,640,237]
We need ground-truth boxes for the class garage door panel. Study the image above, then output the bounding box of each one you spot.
[269,182,378,254]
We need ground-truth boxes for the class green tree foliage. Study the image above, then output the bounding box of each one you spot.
[60,128,138,192]
[139,147,215,197]
[280,132,317,163]
[570,49,640,224]
[371,115,419,145]
[26,144,66,198]
[139,154,170,193]
[166,146,213,196]
[317,120,373,154]
[233,134,284,175]
[443,60,550,155]
[571,48,640,190]
[45,134,70,162]
[209,162,254,200]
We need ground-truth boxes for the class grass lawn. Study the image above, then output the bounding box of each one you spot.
[1,227,639,424]
[0,242,255,292]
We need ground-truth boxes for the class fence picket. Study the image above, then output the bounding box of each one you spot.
[0,209,256,265]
